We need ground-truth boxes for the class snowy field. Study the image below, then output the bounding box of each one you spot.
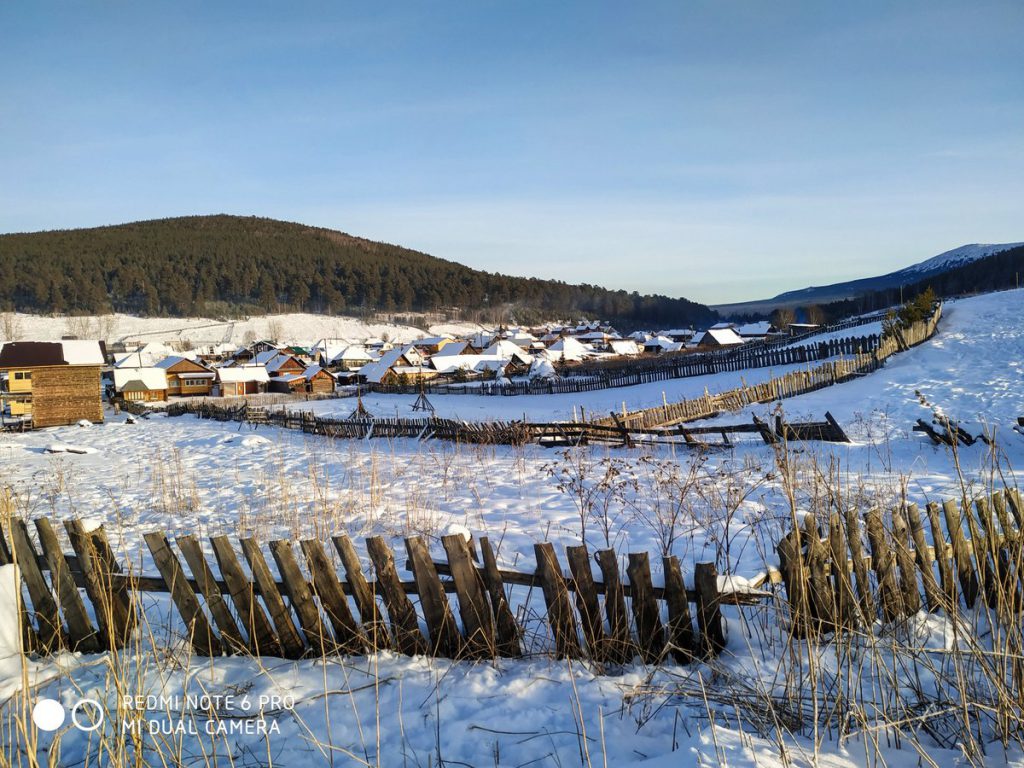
[2,289,1024,766]
[1,311,487,346]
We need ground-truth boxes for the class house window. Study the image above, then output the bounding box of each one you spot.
[14,371,31,380]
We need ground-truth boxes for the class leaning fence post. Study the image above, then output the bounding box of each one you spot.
[694,562,725,657]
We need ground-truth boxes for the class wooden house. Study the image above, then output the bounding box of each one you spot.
[112,367,168,402]
[270,365,337,394]
[155,356,216,397]
[216,366,270,396]
[0,341,106,427]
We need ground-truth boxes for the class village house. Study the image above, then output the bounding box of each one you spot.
[691,327,746,349]
[269,365,336,394]
[410,335,455,355]
[155,356,216,397]
[358,345,434,385]
[0,340,106,427]
[329,345,374,371]
[112,366,168,402]
[216,365,270,396]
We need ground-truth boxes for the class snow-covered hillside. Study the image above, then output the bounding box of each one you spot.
[899,241,1024,276]
[1,311,486,346]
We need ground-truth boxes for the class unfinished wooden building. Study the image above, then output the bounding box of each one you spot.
[0,341,106,427]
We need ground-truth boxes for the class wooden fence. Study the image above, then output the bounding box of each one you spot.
[0,518,762,665]
[164,399,850,449]
[776,487,1024,634]
[596,304,941,432]
[370,333,884,398]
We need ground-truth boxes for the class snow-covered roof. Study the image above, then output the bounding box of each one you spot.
[483,339,533,363]
[330,345,372,363]
[431,354,508,374]
[695,328,745,346]
[0,340,106,368]
[736,321,773,337]
[608,339,640,356]
[433,341,470,358]
[644,336,682,352]
[358,345,417,383]
[113,367,167,391]
[547,336,590,361]
[217,366,270,383]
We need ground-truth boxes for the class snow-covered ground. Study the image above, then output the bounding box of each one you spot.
[3,289,1024,766]
[1,311,487,346]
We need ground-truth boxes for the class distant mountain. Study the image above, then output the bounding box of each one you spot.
[714,242,1024,316]
[0,215,717,328]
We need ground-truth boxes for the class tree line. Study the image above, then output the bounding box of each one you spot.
[0,214,718,328]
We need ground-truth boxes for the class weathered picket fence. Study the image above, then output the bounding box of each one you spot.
[600,304,941,432]
[1,518,760,665]
[776,487,1024,633]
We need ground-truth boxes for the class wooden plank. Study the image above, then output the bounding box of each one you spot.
[477,537,521,657]
[941,499,979,608]
[626,552,666,663]
[239,537,306,658]
[802,514,837,630]
[269,540,335,655]
[889,506,922,615]
[566,544,607,662]
[34,518,100,653]
[176,534,248,654]
[925,502,957,607]
[827,512,859,628]
[534,542,582,659]
[405,537,462,657]
[0,525,12,566]
[596,548,633,663]
[210,535,282,657]
[332,535,390,651]
[64,519,116,649]
[300,539,367,655]
[864,509,904,622]
[843,509,875,621]
[905,503,944,612]
[143,532,221,656]
[694,562,725,658]
[662,556,695,663]
[975,497,1019,616]
[9,518,64,652]
[89,526,133,625]
[776,529,808,632]
[365,536,427,656]
[441,534,495,658]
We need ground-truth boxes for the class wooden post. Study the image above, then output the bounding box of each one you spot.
[843,508,875,621]
[210,535,282,657]
[889,507,922,615]
[626,552,666,663]
[34,518,100,652]
[802,514,837,630]
[662,556,695,663]
[239,537,306,658]
[864,509,904,622]
[694,562,725,657]
[143,531,221,656]
[332,535,390,651]
[477,537,522,657]
[269,540,335,655]
[595,549,633,663]
[904,503,944,612]
[942,499,980,608]
[925,502,957,608]
[405,537,462,657]
[300,540,367,655]
[176,534,248,654]
[9,518,64,652]
[365,537,426,656]
[827,512,859,629]
[534,543,582,659]
[441,534,496,658]
[566,544,607,662]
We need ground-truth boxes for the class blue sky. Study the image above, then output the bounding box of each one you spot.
[1,2,1022,304]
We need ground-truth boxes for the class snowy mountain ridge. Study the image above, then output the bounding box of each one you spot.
[899,242,1024,276]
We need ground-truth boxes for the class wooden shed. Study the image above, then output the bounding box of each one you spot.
[0,341,106,427]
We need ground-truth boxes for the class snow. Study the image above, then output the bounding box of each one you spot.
[45,443,98,454]
[0,565,21,657]
[4,288,1024,766]
[58,340,106,365]
[901,242,1024,276]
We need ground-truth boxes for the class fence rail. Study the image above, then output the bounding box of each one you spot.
[0,518,763,665]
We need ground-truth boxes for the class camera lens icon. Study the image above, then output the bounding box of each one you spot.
[32,698,104,732]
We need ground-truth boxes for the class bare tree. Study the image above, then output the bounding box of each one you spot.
[0,312,23,342]
[266,318,284,342]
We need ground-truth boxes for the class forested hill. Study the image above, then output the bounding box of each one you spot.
[0,215,716,327]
